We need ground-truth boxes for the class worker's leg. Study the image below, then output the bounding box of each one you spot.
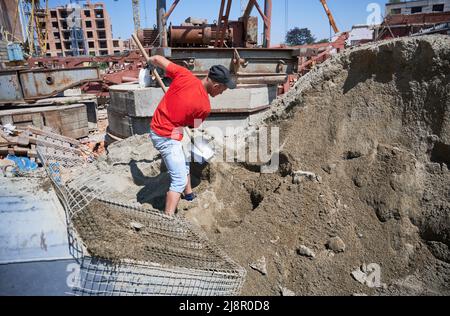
[184,160,193,196]
[150,131,188,216]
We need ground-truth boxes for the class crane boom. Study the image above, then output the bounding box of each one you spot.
[319,0,339,34]
[132,0,141,32]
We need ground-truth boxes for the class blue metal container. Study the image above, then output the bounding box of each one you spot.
[7,43,24,61]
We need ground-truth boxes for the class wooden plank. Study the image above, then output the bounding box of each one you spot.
[32,113,44,129]
[28,136,83,156]
[42,111,62,135]
[26,126,81,146]
[12,114,33,123]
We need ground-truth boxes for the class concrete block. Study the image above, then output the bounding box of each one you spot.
[109,83,277,117]
[210,84,277,111]
[107,109,151,139]
[109,84,164,118]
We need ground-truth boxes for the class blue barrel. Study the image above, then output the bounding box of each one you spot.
[7,43,24,61]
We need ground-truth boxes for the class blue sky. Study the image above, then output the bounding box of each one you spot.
[48,0,389,44]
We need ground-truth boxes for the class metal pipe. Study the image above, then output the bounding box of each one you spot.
[215,0,226,47]
[156,0,167,47]
[164,0,180,20]
[263,0,272,48]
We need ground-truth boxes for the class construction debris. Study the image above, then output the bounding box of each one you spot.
[249,256,268,276]
[326,237,346,253]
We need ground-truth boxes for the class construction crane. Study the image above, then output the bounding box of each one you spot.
[319,0,339,34]
[132,0,141,32]
[113,0,140,32]
[20,0,49,56]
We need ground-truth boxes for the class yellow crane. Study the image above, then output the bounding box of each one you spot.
[319,0,339,34]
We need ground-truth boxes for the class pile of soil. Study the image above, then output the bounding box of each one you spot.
[181,35,450,296]
[72,200,236,271]
[90,35,449,295]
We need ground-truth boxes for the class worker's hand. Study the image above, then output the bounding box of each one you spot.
[146,62,156,74]
[148,55,171,71]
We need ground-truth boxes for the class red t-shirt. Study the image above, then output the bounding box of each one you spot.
[150,63,211,141]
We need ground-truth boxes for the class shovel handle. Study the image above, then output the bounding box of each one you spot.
[132,33,194,140]
[132,33,168,93]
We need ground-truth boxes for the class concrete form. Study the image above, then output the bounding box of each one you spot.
[107,84,277,140]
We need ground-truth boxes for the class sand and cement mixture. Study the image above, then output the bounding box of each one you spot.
[77,35,450,296]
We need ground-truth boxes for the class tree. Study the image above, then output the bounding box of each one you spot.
[285,27,316,46]
[316,38,330,44]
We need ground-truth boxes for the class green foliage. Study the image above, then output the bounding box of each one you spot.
[285,27,316,46]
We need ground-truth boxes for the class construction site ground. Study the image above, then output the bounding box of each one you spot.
[3,35,448,296]
[77,35,449,296]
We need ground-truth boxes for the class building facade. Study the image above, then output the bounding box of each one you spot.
[386,0,450,15]
[39,1,124,57]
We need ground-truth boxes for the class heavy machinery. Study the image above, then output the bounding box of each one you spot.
[319,0,340,34]
[136,0,271,48]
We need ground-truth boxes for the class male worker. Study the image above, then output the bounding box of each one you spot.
[148,55,236,216]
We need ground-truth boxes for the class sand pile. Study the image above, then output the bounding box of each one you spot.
[85,35,449,296]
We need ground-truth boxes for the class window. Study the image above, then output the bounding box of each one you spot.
[61,21,68,29]
[99,50,108,56]
[433,4,445,12]
[113,40,119,47]
[53,32,60,39]
[56,43,62,49]
[85,21,92,28]
[95,9,104,18]
[97,30,106,39]
[59,10,68,18]
[87,31,93,38]
[411,6,423,14]
[84,10,91,17]
[88,41,95,48]
[52,21,58,28]
[96,20,105,29]
[51,11,57,18]
[99,40,108,49]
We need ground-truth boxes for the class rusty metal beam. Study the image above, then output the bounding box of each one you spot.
[264,0,272,47]
[163,0,181,21]
[243,0,256,19]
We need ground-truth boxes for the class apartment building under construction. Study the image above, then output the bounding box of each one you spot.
[39,1,124,57]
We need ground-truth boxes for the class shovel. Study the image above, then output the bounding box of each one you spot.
[131,34,215,163]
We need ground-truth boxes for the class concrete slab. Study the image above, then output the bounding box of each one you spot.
[108,83,277,118]
[107,83,277,141]
[210,84,277,111]
[109,84,164,118]
[0,177,71,264]
[0,259,77,296]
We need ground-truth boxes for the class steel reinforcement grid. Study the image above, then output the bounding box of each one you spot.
[36,134,246,296]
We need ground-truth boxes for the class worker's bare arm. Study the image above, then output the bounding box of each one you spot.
[148,55,171,71]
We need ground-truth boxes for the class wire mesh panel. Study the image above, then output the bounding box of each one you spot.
[36,134,246,296]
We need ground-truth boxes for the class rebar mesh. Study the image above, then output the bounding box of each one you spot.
[36,134,246,296]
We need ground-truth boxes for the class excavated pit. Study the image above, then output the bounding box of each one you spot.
[84,35,449,296]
